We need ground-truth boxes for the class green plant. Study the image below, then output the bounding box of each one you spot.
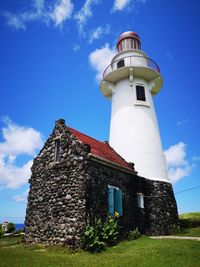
[7,222,16,233]
[170,224,181,234]
[128,228,141,240]
[82,216,119,252]
[101,216,119,246]
[0,224,3,238]
[83,220,106,252]
[15,229,23,234]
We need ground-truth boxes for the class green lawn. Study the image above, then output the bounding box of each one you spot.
[179,212,200,220]
[0,236,200,267]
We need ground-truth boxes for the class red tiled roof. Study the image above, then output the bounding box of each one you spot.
[68,127,131,170]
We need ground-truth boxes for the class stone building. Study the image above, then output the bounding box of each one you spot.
[24,31,179,247]
[24,119,178,247]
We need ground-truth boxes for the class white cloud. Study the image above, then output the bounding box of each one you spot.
[164,142,187,167]
[3,13,27,30]
[33,0,45,13]
[112,0,146,12]
[164,142,192,183]
[167,166,191,184]
[13,189,29,202]
[89,25,110,44]
[0,118,43,189]
[0,158,33,189]
[3,0,74,30]
[74,0,99,35]
[192,156,200,162]
[52,0,74,26]
[177,119,190,127]
[0,118,43,157]
[89,43,116,81]
[73,44,80,52]
[112,0,130,11]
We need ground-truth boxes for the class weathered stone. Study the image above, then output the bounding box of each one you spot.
[66,235,73,240]
[24,120,178,248]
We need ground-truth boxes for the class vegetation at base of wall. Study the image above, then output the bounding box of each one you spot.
[170,224,182,234]
[1,236,200,267]
[128,228,142,240]
[82,216,119,252]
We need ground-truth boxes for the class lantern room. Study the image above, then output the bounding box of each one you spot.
[117,31,141,52]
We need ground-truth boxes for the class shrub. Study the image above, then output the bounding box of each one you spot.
[83,220,106,252]
[0,224,3,238]
[15,229,23,234]
[82,216,119,252]
[7,222,16,233]
[101,216,119,246]
[179,219,200,228]
[128,228,141,240]
[170,224,181,234]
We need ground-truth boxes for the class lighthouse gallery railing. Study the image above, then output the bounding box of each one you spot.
[103,55,160,79]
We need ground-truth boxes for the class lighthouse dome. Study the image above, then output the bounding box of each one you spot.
[117,31,141,52]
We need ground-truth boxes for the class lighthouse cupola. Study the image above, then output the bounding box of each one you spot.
[117,31,141,52]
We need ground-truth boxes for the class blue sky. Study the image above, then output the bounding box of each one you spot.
[0,0,200,223]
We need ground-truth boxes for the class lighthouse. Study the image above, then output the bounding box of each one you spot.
[24,31,179,246]
[100,31,169,182]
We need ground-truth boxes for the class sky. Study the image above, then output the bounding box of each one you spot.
[0,0,200,223]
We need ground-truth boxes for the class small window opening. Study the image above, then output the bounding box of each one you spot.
[137,193,144,209]
[117,59,125,69]
[55,139,61,162]
[136,85,146,101]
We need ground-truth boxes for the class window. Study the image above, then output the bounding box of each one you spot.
[54,139,61,162]
[117,59,125,69]
[137,193,144,209]
[136,85,146,101]
[108,185,123,216]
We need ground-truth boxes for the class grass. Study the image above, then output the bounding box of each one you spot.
[177,212,200,236]
[173,227,200,237]
[0,236,200,267]
[179,212,200,220]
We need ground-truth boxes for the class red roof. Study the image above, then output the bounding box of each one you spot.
[68,127,131,170]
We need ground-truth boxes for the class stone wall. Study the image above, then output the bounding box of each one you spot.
[86,160,178,236]
[143,179,179,235]
[24,119,88,247]
[24,119,178,248]
[85,160,137,235]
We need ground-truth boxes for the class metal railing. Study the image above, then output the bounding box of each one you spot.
[103,55,160,78]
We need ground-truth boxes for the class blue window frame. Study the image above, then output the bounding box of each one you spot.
[108,185,123,216]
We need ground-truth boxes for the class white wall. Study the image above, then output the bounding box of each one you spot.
[109,77,169,182]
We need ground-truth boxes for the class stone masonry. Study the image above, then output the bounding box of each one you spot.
[24,119,178,247]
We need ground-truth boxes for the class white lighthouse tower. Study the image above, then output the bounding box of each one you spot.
[100,31,169,182]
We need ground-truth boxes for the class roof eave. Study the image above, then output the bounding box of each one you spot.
[88,153,137,175]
